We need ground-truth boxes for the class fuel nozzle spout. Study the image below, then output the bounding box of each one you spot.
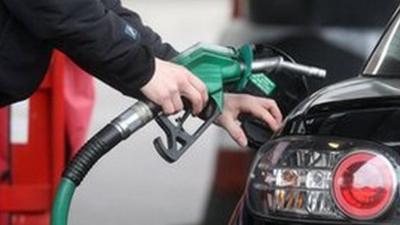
[252,56,327,79]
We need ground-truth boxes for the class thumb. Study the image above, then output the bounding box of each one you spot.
[219,117,248,147]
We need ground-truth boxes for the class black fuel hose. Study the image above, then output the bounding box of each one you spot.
[52,100,159,225]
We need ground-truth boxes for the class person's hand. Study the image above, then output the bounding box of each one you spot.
[216,94,283,147]
[141,58,208,115]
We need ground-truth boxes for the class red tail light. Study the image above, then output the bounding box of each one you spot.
[332,151,397,220]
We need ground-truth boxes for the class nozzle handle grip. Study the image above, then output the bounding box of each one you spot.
[153,101,220,163]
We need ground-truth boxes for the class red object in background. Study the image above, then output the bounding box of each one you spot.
[232,0,245,18]
[214,150,252,196]
[0,107,9,225]
[64,56,95,154]
[0,108,9,176]
[0,51,95,225]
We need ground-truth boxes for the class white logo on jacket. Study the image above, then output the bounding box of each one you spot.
[124,25,138,40]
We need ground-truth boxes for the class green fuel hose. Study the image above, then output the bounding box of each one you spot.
[52,179,76,225]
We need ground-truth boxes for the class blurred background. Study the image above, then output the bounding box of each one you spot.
[1,1,399,225]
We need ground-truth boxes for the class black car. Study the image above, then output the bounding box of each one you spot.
[229,4,400,225]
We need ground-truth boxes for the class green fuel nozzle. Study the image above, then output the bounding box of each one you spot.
[152,43,326,162]
[173,43,326,113]
[173,43,276,112]
[151,43,284,162]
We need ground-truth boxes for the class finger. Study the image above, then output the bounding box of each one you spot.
[246,105,281,131]
[218,116,248,147]
[188,74,208,105]
[262,99,283,122]
[172,91,184,113]
[262,112,281,131]
[162,100,176,115]
[181,84,203,115]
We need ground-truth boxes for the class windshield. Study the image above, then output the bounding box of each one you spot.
[364,6,400,76]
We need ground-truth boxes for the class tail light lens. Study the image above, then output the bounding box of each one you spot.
[247,136,399,223]
[332,151,397,220]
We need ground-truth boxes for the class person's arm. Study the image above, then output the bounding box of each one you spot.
[110,1,179,60]
[3,0,153,98]
[3,0,206,114]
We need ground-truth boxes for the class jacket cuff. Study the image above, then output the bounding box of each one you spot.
[113,45,155,99]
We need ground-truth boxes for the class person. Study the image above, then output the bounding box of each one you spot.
[0,0,282,147]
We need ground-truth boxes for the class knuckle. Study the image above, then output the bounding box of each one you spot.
[194,96,203,105]
[176,72,185,80]
[267,98,276,104]
[180,77,190,86]
[270,100,279,108]
[263,98,274,105]
[160,93,170,102]
[168,81,179,90]
[176,76,188,87]
[200,83,207,93]
[263,115,273,123]
[170,88,179,96]
[177,105,184,111]
[162,105,169,112]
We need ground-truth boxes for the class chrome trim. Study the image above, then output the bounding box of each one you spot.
[111,101,154,139]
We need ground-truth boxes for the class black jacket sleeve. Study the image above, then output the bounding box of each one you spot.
[110,1,179,60]
[2,0,157,98]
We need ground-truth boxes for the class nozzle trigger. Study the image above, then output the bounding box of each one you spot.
[153,102,220,163]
